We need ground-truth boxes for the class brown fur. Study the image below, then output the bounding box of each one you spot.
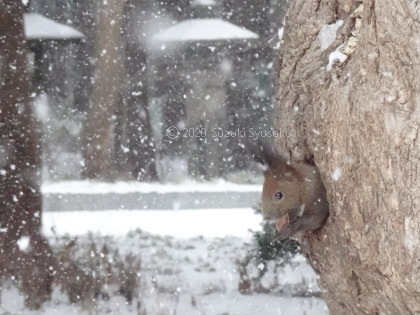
[261,159,329,239]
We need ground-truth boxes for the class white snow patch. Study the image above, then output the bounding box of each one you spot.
[331,168,342,181]
[43,208,262,239]
[318,20,343,50]
[327,47,347,71]
[278,27,284,40]
[192,0,216,5]
[17,236,30,252]
[24,13,84,40]
[152,19,258,42]
[273,27,284,49]
[41,180,262,195]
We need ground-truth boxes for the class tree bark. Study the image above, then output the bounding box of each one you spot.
[82,0,125,179]
[274,0,420,314]
[0,0,54,309]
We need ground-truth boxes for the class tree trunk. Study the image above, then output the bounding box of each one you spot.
[117,0,159,181]
[82,0,125,180]
[274,0,420,314]
[123,43,158,181]
[0,0,54,309]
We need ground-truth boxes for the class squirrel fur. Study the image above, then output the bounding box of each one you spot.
[248,141,329,239]
[262,158,329,239]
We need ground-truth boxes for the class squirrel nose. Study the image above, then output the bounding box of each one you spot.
[261,204,279,221]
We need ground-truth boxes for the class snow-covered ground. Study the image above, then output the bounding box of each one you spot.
[41,180,262,195]
[43,208,261,238]
[1,182,328,314]
[3,231,327,315]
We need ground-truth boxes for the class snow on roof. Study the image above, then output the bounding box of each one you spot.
[191,0,217,6]
[152,18,259,42]
[24,13,84,40]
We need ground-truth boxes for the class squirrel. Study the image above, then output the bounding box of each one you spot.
[248,142,329,239]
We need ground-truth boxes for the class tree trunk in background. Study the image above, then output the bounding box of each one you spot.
[82,0,125,179]
[274,0,420,314]
[123,43,158,181]
[0,0,54,309]
[119,0,159,181]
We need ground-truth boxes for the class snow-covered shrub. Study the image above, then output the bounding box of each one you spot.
[53,234,141,307]
[237,221,301,294]
[254,221,300,263]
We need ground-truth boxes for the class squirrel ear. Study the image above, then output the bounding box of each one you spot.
[269,160,300,182]
[245,139,280,167]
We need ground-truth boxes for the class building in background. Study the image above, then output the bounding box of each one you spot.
[151,1,258,179]
[22,0,287,182]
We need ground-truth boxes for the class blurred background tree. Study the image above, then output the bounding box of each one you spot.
[0,0,289,308]
[21,0,287,182]
[0,0,55,308]
[82,0,126,180]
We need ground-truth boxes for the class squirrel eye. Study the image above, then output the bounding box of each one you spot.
[274,192,283,200]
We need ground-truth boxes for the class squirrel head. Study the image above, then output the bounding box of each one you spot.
[245,140,321,234]
[261,159,305,222]
[247,140,328,238]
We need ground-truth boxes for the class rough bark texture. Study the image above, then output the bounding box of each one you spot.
[274,0,420,314]
[0,0,54,308]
